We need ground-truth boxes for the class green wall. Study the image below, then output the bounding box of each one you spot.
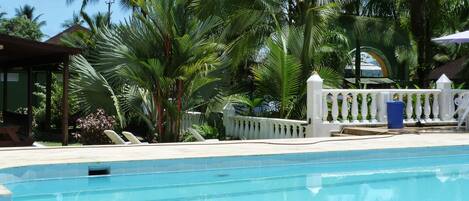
[0,71,46,112]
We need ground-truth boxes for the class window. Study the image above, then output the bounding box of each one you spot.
[0,73,19,82]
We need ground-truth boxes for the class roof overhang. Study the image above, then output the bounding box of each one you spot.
[0,34,81,70]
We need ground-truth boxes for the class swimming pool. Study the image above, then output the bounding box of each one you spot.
[2,146,469,201]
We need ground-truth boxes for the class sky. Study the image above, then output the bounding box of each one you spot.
[1,0,130,39]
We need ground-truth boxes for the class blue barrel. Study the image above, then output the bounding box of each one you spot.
[387,101,404,129]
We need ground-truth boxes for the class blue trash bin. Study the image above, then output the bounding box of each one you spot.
[387,101,404,129]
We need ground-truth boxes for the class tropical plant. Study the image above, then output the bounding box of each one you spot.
[76,109,116,145]
[33,75,80,131]
[182,123,220,142]
[253,33,302,118]
[70,0,224,142]
[15,4,46,28]
[0,16,44,40]
[62,12,84,28]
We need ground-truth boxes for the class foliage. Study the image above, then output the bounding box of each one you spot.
[182,123,220,142]
[69,0,224,142]
[33,75,80,131]
[75,109,116,145]
[61,12,84,28]
[15,4,46,28]
[0,16,43,40]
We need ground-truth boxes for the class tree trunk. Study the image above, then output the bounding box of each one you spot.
[355,38,361,88]
[409,0,431,87]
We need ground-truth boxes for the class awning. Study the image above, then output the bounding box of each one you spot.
[345,78,395,85]
[432,30,469,44]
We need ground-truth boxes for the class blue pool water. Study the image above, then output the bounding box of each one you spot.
[3,146,469,200]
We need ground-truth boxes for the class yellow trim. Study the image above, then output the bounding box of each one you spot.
[367,51,389,77]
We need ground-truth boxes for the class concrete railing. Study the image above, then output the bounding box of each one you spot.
[223,74,467,139]
[223,106,308,139]
[321,89,442,124]
[181,111,204,131]
[308,73,467,137]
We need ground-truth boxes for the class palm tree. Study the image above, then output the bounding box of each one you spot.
[61,12,84,28]
[391,0,468,86]
[252,24,346,119]
[70,0,224,142]
[253,30,302,118]
[15,4,46,27]
[66,0,140,10]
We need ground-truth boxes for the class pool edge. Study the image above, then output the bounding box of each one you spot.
[0,184,11,201]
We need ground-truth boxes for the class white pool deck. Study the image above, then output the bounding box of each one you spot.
[2,134,469,169]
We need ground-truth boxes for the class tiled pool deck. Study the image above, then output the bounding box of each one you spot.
[2,134,469,169]
[1,134,469,200]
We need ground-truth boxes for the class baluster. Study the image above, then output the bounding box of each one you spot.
[244,120,252,139]
[450,93,456,120]
[341,93,349,123]
[279,124,286,138]
[270,122,276,139]
[239,120,244,138]
[351,92,359,123]
[250,121,256,139]
[398,93,404,102]
[361,93,369,123]
[233,118,238,136]
[415,93,422,121]
[232,119,238,138]
[285,124,292,138]
[331,93,339,123]
[291,125,297,138]
[406,93,414,122]
[244,120,249,139]
[322,95,329,122]
[370,93,378,123]
[424,93,431,122]
[277,123,282,139]
[432,92,440,121]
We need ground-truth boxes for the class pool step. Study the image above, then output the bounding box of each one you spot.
[335,126,463,136]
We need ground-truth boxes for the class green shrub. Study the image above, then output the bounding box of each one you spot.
[75,109,115,145]
[182,123,219,142]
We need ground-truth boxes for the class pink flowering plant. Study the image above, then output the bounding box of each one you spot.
[76,109,116,145]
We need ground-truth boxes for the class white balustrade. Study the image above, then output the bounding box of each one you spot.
[223,115,307,139]
[223,74,469,139]
[321,89,444,125]
[181,111,204,131]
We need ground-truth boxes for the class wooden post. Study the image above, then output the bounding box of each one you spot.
[45,70,52,131]
[2,68,7,112]
[27,67,33,136]
[62,57,70,146]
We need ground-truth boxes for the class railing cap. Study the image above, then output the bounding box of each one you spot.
[436,74,452,84]
[307,72,322,82]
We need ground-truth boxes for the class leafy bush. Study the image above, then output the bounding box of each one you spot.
[75,109,116,145]
[33,75,80,132]
[182,123,219,142]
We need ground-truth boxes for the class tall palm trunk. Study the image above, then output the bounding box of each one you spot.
[354,37,361,88]
[409,0,432,87]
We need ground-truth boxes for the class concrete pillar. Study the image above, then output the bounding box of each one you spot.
[306,72,324,137]
[223,103,236,137]
[436,74,454,121]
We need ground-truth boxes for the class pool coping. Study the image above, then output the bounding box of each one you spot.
[3,134,469,169]
[0,185,11,201]
[2,134,469,199]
